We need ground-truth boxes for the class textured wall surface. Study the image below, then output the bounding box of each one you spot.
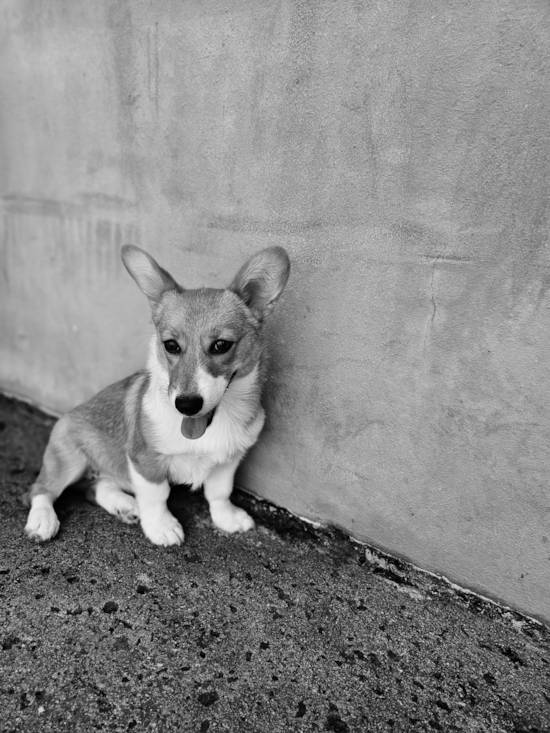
[1,0,550,621]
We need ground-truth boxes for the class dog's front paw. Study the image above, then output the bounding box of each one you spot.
[25,506,60,541]
[141,510,184,546]
[210,501,255,534]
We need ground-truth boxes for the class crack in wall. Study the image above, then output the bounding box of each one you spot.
[423,257,439,351]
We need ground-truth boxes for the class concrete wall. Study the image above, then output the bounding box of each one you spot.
[2,0,550,622]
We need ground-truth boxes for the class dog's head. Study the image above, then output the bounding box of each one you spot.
[121,244,290,438]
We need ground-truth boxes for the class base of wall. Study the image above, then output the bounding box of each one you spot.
[1,387,62,419]
[234,485,547,631]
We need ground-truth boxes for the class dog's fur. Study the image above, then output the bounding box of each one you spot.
[24,245,290,546]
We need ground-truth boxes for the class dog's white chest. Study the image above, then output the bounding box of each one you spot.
[166,453,215,489]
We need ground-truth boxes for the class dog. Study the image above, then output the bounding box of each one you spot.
[24,244,290,546]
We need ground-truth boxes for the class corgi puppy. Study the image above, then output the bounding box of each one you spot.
[24,245,290,546]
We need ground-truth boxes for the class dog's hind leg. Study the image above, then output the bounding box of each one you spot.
[87,478,139,525]
[25,416,88,541]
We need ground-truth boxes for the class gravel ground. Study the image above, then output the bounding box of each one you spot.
[0,393,549,733]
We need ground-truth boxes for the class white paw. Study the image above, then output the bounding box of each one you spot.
[211,502,255,534]
[97,489,139,524]
[141,510,184,546]
[25,506,60,541]
[112,494,140,525]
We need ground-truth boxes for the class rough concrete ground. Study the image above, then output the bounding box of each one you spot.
[0,394,549,733]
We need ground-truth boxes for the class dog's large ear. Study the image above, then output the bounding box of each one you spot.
[121,245,179,305]
[230,246,290,319]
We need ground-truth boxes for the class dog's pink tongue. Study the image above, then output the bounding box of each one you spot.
[180,415,209,440]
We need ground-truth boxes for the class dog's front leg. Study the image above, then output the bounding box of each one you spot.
[128,461,184,546]
[204,457,255,533]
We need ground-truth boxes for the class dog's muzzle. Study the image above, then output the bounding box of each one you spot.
[176,372,236,440]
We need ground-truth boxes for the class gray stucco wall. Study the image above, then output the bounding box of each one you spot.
[1,0,550,622]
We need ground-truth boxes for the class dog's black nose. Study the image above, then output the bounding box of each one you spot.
[175,394,203,416]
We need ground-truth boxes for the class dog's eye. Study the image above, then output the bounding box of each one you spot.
[163,339,180,354]
[210,339,233,354]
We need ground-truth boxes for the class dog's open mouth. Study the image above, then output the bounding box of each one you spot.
[180,409,216,440]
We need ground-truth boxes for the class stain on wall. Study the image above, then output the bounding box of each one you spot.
[1,0,550,622]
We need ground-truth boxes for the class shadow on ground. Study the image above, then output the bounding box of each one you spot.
[1,394,549,733]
